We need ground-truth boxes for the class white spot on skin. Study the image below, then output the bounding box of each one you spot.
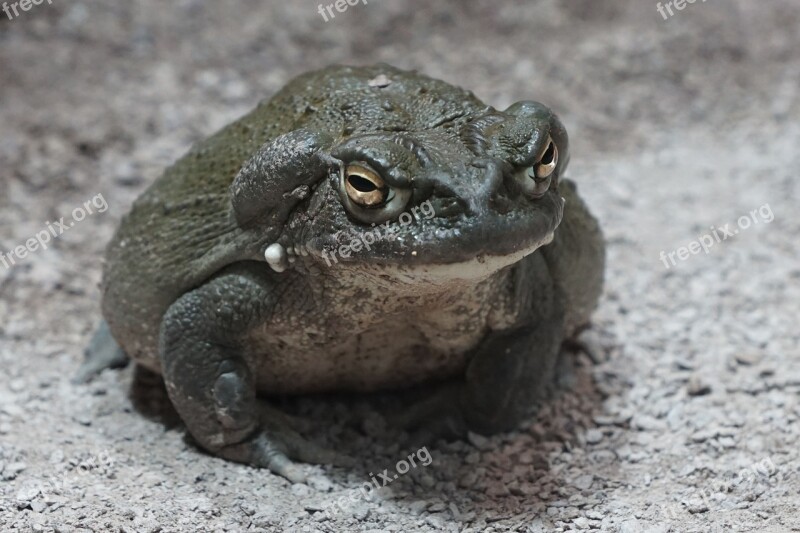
[265,243,288,272]
[368,74,392,88]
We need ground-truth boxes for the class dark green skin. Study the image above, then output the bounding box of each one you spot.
[98,64,604,481]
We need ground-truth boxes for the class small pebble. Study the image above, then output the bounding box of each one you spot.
[735,353,763,366]
[585,429,604,444]
[17,486,40,502]
[467,432,491,451]
[687,376,712,396]
[31,500,48,513]
[572,474,594,491]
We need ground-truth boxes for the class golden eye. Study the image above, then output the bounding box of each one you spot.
[534,138,558,179]
[344,163,387,207]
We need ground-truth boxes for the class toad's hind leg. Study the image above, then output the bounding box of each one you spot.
[73,320,130,384]
[158,265,350,482]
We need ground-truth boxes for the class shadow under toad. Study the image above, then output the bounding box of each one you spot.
[124,338,622,527]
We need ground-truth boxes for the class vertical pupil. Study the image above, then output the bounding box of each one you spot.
[540,142,556,166]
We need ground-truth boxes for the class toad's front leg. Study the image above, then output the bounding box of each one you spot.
[159,265,346,482]
[394,254,565,439]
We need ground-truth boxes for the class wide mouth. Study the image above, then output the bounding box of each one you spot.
[304,189,564,274]
[362,232,556,284]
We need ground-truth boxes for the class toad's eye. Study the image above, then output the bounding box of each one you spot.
[337,161,412,224]
[344,163,387,207]
[534,138,558,180]
[516,136,558,199]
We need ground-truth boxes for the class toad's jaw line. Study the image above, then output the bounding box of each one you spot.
[344,231,555,285]
[310,233,553,286]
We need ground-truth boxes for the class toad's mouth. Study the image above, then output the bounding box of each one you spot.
[303,189,564,278]
[358,231,555,284]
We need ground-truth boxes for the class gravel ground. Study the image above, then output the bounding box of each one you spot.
[1,1,798,532]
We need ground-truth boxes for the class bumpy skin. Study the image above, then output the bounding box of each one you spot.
[99,64,605,480]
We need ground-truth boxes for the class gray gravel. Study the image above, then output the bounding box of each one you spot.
[1,1,798,531]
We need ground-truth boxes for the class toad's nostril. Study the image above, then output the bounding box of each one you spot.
[430,196,465,218]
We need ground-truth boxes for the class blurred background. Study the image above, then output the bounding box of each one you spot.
[1,1,798,532]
